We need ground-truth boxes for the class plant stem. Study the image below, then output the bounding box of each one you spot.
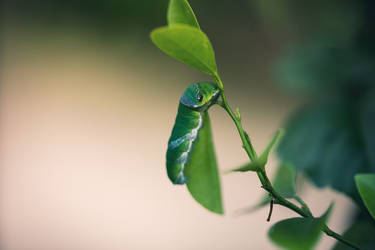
[214,74,257,161]
[214,75,362,250]
[260,152,362,250]
[294,195,313,217]
[323,225,362,250]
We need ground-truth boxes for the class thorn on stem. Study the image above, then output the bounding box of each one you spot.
[267,199,274,222]
[236,108,241,120]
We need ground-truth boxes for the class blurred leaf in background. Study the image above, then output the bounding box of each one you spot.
[4,0,169,30]
[268,2,375,248]
[355,174,375,220]
[250,0,363,44]
[271,0,375,210]
[277,95,372,204]
[273,42,375,95]
[333,221,375,250]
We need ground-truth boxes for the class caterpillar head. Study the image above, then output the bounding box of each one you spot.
[180,82,220,111]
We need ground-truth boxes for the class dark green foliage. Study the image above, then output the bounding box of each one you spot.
[274,1,375,208]
[249,0,362,44]
[272,163,297,199]
[333,221,375,250]
[277,93,374,203]
[361,90,375,172]
[355,174,375,220]
[274,42,375,96]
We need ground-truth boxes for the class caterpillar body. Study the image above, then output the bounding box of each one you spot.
[166,82,220,184]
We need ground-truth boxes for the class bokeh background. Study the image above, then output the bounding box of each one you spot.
[1,0,374,249]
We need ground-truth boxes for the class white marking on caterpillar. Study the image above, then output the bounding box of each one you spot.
[168,131,197,149]
[212,89,220,99]
[174,113,203,184]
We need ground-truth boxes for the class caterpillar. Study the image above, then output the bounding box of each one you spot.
[166,82,221,184]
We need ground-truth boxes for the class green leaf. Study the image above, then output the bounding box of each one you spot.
[150,25,218,77]
[230,129,284,172]
[233,197,270,216]
[333,221,375,250]
[167,0,200,28]
[230,159,261,172]
[355,174,375,220]
[184,112,223,214]
[258,129,284,167]
[277,96,372,203]
[268,204,333,250]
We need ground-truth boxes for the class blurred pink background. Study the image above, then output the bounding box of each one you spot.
[1,11,357,250]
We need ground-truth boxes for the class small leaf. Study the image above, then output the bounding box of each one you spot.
[150,25,218,77]
[229,129,284,172]
[185,112,223,214]
[259,129,284,167]
[230,160,261,172]
[268,204,333,250]
[355,173,375,220]
[168,0,200,28]
[233,197,270,216]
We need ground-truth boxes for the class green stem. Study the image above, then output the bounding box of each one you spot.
[214,75,362,250]
[323,225,362,250]
[294,195,313,217]
[259,169,309,217]
[260,169,362,249]
[214,74,257,161]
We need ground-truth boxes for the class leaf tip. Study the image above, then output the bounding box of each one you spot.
[321,202,334,221]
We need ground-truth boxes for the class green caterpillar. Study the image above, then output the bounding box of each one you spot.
[166,82,220,184]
